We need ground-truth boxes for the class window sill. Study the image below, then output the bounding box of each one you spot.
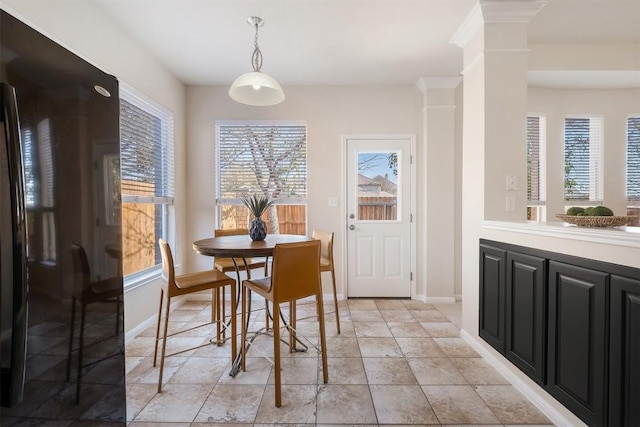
[124,267,162,292]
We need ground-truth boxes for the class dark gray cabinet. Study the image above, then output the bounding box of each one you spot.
[479,239,640,427]
[479,244,506,353]
[609,275,640,427]
[506,252,546,386]
[547,261,607,426]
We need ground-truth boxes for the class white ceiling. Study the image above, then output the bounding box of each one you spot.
[94,0,640,87]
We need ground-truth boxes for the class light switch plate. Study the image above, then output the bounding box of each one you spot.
[506,175,517,191]
[328,197,338,207]
[506,196,516,211]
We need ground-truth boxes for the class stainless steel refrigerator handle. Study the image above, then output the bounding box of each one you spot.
[0,82,28,408]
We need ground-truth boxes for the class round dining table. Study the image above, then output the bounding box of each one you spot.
[193,233,313,258]
[192,233,313,376]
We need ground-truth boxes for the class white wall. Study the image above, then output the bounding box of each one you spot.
[185,85,425,297]
[528,87,640,219]
[1,0,187,333]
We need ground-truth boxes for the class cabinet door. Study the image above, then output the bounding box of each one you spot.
[506,252,546,386]
[548,261,607,427]
[479,244,506,354]
[609,275,640,427]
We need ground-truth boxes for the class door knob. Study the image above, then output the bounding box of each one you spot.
[349,225,355,230]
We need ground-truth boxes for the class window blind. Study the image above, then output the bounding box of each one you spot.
[527,115,546,205]
[216,123,307,203]
[628,116,640,203]
[564,117,603,202]
[120,90,174,203]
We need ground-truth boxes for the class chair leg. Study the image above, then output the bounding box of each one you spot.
[241,286,248,372]
[153,288,164,367]
[273,300,282,407]
[288,301,296,352]
[157,293,171,393]
[317,293,329,384]
[75,303,87,404]
[213,288,221,345]
[229,283,237,365]
[331,268,340,334]
[66,297,76,381]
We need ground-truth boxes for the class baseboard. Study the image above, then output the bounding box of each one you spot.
[459,329,587,427]
[125,295,188,342]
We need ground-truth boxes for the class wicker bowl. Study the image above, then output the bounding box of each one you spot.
[556,214,637,228]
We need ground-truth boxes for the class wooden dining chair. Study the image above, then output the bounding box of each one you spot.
[214,228,269,332]
[67,243,123,404]
[312,230,340,334]
[154,238,236,392]
[241,239,328,407]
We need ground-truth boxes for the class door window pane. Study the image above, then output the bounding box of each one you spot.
[357,152,398,221]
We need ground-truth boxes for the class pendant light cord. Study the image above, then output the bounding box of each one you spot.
[251,23,263,72]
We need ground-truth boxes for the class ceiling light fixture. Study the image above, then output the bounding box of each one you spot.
[229,16,285,106]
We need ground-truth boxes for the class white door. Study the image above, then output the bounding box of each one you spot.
[345,136,413,298]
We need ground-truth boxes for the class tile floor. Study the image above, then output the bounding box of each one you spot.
[125,298,554,426]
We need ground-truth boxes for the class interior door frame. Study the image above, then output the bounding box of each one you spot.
[341,134,417,299]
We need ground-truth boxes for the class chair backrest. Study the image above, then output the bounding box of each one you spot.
[158,238,176,291]
[312,230,334,268]
[271,240,321,303]
[71,243,91,297]
[215,228,248,237]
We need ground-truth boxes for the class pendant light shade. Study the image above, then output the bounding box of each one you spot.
[229,71,285,106]
[229,16,285,106]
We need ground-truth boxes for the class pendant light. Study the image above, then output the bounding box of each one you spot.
[229,16,285,106]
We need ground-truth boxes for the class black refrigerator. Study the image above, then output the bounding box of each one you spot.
[1,9,126,424]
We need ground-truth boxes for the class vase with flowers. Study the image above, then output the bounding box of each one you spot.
[242,194,274,241]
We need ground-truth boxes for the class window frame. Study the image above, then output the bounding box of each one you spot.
[563,115,604,205]
[215,120,308,233]
[527,114,546,222]
[119,84,175,289]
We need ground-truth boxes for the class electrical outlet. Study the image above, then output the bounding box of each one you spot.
[328,197,338,207]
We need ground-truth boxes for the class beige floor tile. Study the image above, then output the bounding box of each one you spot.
[410,310,449,322]
[316,384,377,424]
[357,337,403,357]
[217,356,272,385]
[370,384,439,424]
[353,321,393,338]
[325,337,361,357]
[267,357,319,384]
[126,355,187,385]
[362,357,418,385]
[407,357,468,385]
[374,299,407,310]
[422,385,501,425]
[194,383,264,423]
[475,385,552,425]
[168,356,228,384]
[395,337,447,358]
[321,357,368,384]
[125,383,157,422]
[324,320,356,337]
[402,300,435,311]
[125,337,158,358]
[166,310,199,322]
[129,423,191,426]
[387,321,429,338]
[350,309,384,322]
[432,337,479,357]
[450,357,510,385]
[420,321,460,337]
[254,384,317,423]
[347,299,379,310]
[379,309,415,322]
[134,383,212,423]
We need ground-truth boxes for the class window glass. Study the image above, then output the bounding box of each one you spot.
[120,88,174,276]
[357,152,398,221]
[527,115,546,221]
[627,116,640,204]
[564,116,603,203]
[216,122,307,234]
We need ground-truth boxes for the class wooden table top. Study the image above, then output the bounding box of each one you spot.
[193,234,313,258]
